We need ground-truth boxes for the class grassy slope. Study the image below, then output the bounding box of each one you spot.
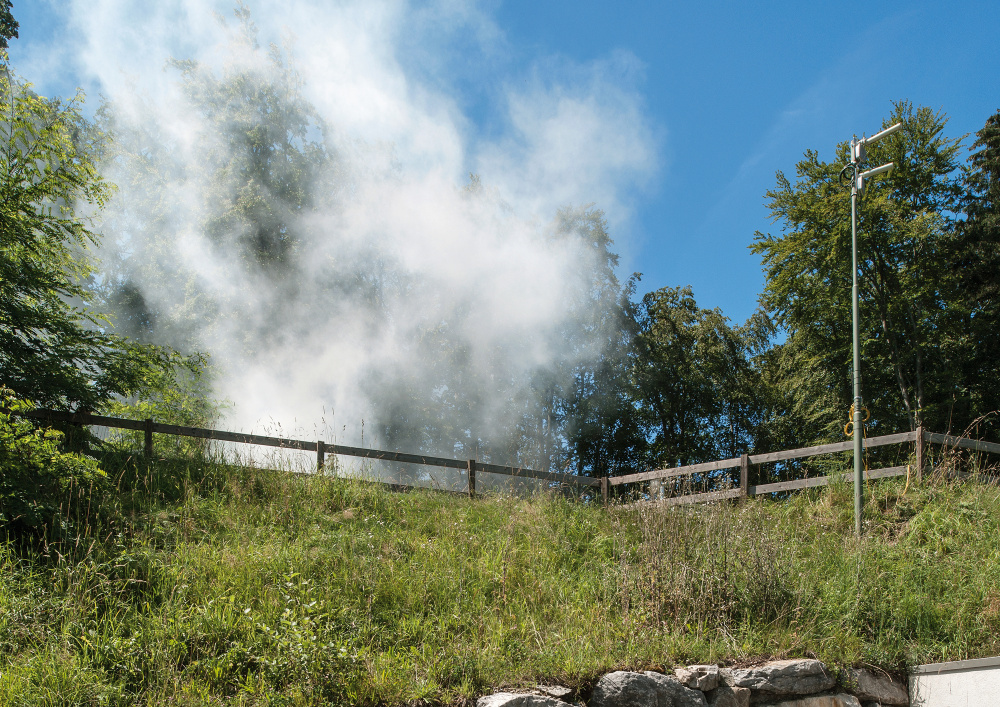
[0,454,998,706]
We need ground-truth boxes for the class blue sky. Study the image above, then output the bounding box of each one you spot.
[11,0,1000,324]
[486,0,1000,322]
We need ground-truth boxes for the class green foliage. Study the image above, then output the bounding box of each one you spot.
[0,1,16,50]
[543,206,645,477]
[753,102,971,439]
[633,286,769,467]
[951,110,1000,427]
[963,109,1000,269]
[0,58,190,412]
[168,19,328,277]
[102,352,221,458]
[95,6,334,355]
[0,389,108,536]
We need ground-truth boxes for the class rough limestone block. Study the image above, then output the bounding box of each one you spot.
[706,682,751,707]
[589,672,662,707]
[675,664,721,691]
[644,671,709,706]
[842,669,908,706]
[477,693,573,707]
[768,695,861,707]
[589,670,707,707]
[727,660,836,699]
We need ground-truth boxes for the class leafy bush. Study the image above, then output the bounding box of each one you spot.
[0,388,109,536]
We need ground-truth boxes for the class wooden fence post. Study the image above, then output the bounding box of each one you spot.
[317,440,325,471]
[601,477,609,507]
[467,459,476,498]
[740,453,749,498]
[144,418,154,458]
[915,426,924,482]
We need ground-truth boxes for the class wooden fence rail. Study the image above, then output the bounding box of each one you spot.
[21,410,1000,507]
[609,430,920,488]
[21,409,601,498]
[619,426,1000,507]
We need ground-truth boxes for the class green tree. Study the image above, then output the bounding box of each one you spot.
[96,5,337,357]
[169,29,328,276]
[552,206,644,478]
[0,59,182,411]
[633,285,764,469]
[962,110,1000,285]
[0,1,17,49]
[952,109,1000,432]
[753,102,967,439]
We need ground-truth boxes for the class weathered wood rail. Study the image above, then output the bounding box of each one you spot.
[613,426,1000,506]
[23,410,1000,506]
[22,409,601,498]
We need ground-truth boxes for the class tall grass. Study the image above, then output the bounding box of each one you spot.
[1,447,998,705]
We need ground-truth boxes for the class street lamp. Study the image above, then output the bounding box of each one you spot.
[841,121,902,537]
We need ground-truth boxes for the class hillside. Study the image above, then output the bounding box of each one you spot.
[1,452,999,706]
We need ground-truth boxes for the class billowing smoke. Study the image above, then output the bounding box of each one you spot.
[32,1,658,471]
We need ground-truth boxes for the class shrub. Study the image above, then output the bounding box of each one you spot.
[0,388,110,537]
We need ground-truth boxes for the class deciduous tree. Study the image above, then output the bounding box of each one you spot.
[633,286,763,468]
[0,1,17,50]
[0,59,185,411]
[753,102,967,438]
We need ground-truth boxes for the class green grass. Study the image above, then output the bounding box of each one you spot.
[1,450,999,706]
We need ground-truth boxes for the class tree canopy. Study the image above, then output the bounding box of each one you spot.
[753,102,975,439]
[0,58,190,411]
[951,109,1000,431]
[0,1,16,50]
[634,286,761,467]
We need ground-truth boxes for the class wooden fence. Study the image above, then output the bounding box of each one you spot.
[22,410,1000,506]
[22,409,602,498]
[611,427,1000,506]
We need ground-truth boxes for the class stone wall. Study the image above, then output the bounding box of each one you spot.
[478,659,909,707]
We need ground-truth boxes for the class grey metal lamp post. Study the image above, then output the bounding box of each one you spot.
[844,121,902,536]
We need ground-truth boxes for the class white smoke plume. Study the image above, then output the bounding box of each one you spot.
[27,0,658,469]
